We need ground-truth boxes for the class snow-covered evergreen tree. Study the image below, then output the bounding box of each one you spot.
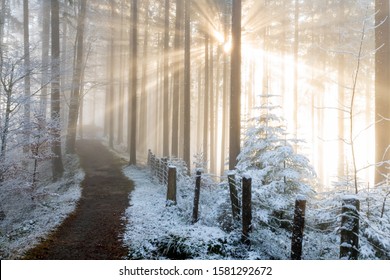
[236,95,316,228]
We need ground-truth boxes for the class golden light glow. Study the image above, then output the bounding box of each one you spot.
[213,30,224,44]
[84,0,376,188]
[223,40,232,53]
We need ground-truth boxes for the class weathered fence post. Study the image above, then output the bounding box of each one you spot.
[151,154,156,175]
[162,157,168,184]
[340,197,360,260]
[147,149,152,166]
[291,196,307,260]
[228,171,240,221]
[166,166,177,206]
[192,169,202,224]
[158,159,163,184]
[242,175,252,245]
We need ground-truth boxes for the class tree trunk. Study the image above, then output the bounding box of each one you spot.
[337,1,345,179]
[0,0,6,61]
[215,45,221,174]
[61,1,70,128]
[197,65,203,153]
[171,0,183,157]
[117,0,125,145]
[40,0,50,120]
[183,0,191,170]
[140,0,150,156]
[220,4,230,175]
[129,0,138,165]
[50,0,64,180]
[203,32,209,168]
[209,39,215,174]
[0,89,12,162]
[23,0,31,154]
[163,0,170,157]
[108,0,115,148]
[229,0,241,170]
[66,0,87,154]
[293,0,299,143]
[375,0,390,186]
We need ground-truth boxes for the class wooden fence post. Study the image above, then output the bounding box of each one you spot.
[158,159,163,184]
[166,166,177,206]
[291,196,306,260]
[150,154,155,175]
[242,175,252,245]
[151,154,156,175]
[228,172,240,221]
[162,157,168,184]
[147,149,152,166]
[340,197,360,260]
[192,170,202,224]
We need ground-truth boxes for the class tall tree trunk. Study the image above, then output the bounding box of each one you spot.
[171,0,183,157]
[0,0,5,98]
[50,0,64,180]
[23,0,31,154]
[61,1,70,128]
[203,32,209,167]
[108,0,115,148]
[229,0,241,170]
[155,33,162,154]
[183,0,191,170]
[66,0,87,154]
[220,3,230,175]
[0,0,5,59]
[209,40,215,174]
[337,0,345,179]
[215,45,221,174]
[0,87,12,162]
[117,0,125,145]
[139,0,150,157]
[197,64,203,153]
[293,0,299,143]
[262,25,269,97]
[129,0,138,165]
[280,1,286,117]
[40,0,50,120]
[163,0,170,157]
[375,0,390,186]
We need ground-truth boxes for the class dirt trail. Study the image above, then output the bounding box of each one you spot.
[24,140,133,259]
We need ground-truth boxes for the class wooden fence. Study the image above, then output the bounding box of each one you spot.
[147,150,360,260]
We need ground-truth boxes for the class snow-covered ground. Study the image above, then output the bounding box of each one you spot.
[121,164,390,260]
[0,155,84,259]
[2,136,387,260]
[122,165,265,260]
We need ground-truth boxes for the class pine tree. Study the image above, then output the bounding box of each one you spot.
[236,95,315,226]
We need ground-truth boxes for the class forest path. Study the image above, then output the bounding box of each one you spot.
[24,139,134,259]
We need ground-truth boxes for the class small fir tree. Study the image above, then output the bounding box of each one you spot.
[236,95,316,227]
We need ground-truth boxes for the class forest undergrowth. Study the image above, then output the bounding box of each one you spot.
[0,154,84,259]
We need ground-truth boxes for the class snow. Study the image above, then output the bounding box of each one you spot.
[122,165,256,260]
[0,155,84,259]
[1,135,388,260]
[226,170,236,176]
[342,195,360,201]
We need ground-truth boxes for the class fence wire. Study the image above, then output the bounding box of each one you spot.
[146,150,390,259]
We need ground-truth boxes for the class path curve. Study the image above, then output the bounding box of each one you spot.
[24,140,133,259]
